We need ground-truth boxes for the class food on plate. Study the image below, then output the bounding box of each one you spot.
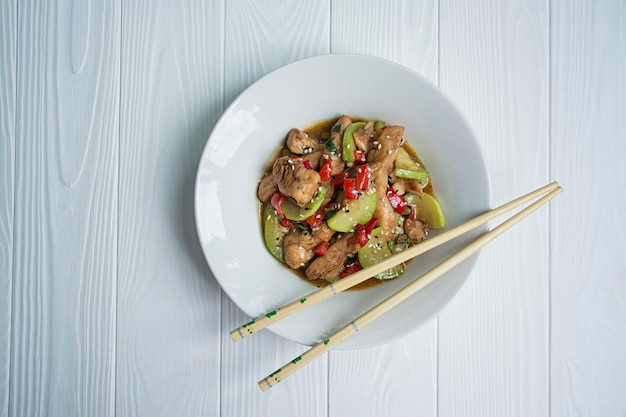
[257,115,445,289]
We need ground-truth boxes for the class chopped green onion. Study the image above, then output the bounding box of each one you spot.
[330,124,341,133]
[325,137,338,154]
[394,168,429,181]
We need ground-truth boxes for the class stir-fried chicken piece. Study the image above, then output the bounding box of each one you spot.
[352,120,376,152]
[272,156,321,207]
[367,125,404,167]
[305,234,362,281]
[404,218,427,244]
[287,128,325,155]
[257,174,278,202]
[320,181,336,206]
[367,126,405,235]
[283,222,335,269]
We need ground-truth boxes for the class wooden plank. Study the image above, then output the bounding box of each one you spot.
[550,1,626,415]
[328,1,439,416]
[222,299,329,415]
[437,1,550,416]
[10,1,119,415]
[116,2,224,416]
[0,1,16,416]
[219,1,330,415]
[331,0,438,76]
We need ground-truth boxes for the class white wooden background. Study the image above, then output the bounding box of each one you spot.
[1,0,625,416]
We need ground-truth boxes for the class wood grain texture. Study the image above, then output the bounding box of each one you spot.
[4,1,626,416]
[222,298,329,416]
[10,1,119,416]
[329,1,439,415]
[438,1,550,416]
[328,332,438,417]
[219,1,330,414]
[116,2,223,416]
[0,1,16,416]
[550,1,626,415]
[331,0,438,77]
[223,0,330,105]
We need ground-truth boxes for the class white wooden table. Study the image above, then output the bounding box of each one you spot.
[2,1,625,416]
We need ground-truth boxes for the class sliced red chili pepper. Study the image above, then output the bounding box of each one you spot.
[279,218,293,228]
[313,241,329,256]
[350,217,377,247]
[354,150,367,163]
[319,160,332,181]
[291,155,313,170]
[270,192,285,217]
[340,258,362,278]
[386,187,408,214]
[364,217,378,234]
[343,178,359,200]
[409,205,417,220]
[355,163,371,191]
[351,226,369,247]
[305,208,325,228]
[332,172,348,188]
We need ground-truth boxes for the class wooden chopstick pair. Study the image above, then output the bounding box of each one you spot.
[232,182,562,391]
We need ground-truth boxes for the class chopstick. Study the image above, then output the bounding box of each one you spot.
[231,181,560,342]
[258,183,562,391]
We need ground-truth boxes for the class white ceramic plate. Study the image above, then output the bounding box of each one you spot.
[195,54,490,349]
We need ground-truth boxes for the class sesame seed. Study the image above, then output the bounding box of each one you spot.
[387,149,393,155]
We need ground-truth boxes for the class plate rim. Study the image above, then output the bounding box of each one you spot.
[194,53,491,348]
